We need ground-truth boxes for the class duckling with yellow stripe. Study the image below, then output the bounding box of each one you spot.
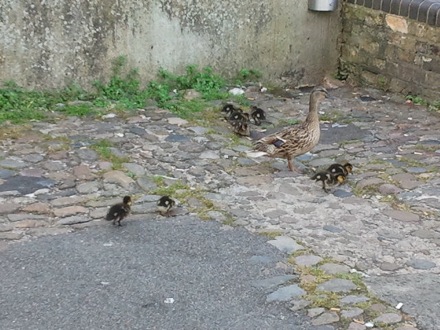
[311,171,346,193]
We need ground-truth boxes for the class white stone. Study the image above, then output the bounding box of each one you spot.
[267,236,304,254]
[102,113,116,119]
[167,117,188,126]
[385,14,408,34]
[228,87,244,95]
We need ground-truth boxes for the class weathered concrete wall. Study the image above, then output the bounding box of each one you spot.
[340,2,440,101]
[0,0,340,90]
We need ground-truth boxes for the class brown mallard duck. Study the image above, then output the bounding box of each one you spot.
[327,162,353,176]
[106,196,132,226]
[251,87,329,172]
[311,171,346,193]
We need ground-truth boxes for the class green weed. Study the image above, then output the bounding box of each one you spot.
[91,139,130,169]
[0,57,262,124]
[428,100,440,112]
[277,118,300,126]
[0,85,51,123]
[167,99,209,119]
[235,68,262,85]
[222,213,236,226]
[406,94,427,106]
[397,156,426,168]
[406,94,440,113]
[377,75,390,91]
[258,230,283,239]
[57,103,98,117]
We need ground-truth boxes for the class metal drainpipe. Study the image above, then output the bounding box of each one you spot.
[308,0,338,12]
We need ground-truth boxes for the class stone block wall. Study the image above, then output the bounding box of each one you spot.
[340,0,440,101]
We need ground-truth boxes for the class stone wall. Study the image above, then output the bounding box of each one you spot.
[340,0,440,101]
[0,0,340,90]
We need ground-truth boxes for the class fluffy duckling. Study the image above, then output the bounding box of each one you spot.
[250,106,266,126]
[311,172,346,193]
[228,111,250,136]
[228,110,248,122]
[157,195,176,216]
[251,87,329,172]
[230,118,250,136]
[221,103,242,119]
[106,196,132,226]
[327,162,353,176]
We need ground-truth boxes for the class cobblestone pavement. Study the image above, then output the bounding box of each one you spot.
[0,85,439,329]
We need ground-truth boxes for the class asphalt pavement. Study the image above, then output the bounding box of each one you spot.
[0,216,314,330]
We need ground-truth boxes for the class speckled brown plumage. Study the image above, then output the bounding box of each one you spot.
[253,87,329,171]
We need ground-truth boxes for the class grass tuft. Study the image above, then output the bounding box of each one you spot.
[0,57,262,124]
[90,139,130,169]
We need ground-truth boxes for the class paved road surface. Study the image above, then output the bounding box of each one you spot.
[0,216,314,330]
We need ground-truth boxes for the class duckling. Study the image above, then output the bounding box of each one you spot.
[327,162,353,176]
[311,172,346,193]
[157,195,176,216]
[221,103,242,119]
[250,105,266,126]
[228,111,250,136]
[228,110,248,122]
[106,195,132,226]
[251,87,329,172]
[230,118,250,136]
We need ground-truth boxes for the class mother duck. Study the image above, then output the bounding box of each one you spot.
[252,86,329,172]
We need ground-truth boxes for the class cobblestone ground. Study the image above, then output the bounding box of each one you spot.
[0,85,439,329]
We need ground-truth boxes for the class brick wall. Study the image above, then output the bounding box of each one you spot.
[340,0,440,101]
